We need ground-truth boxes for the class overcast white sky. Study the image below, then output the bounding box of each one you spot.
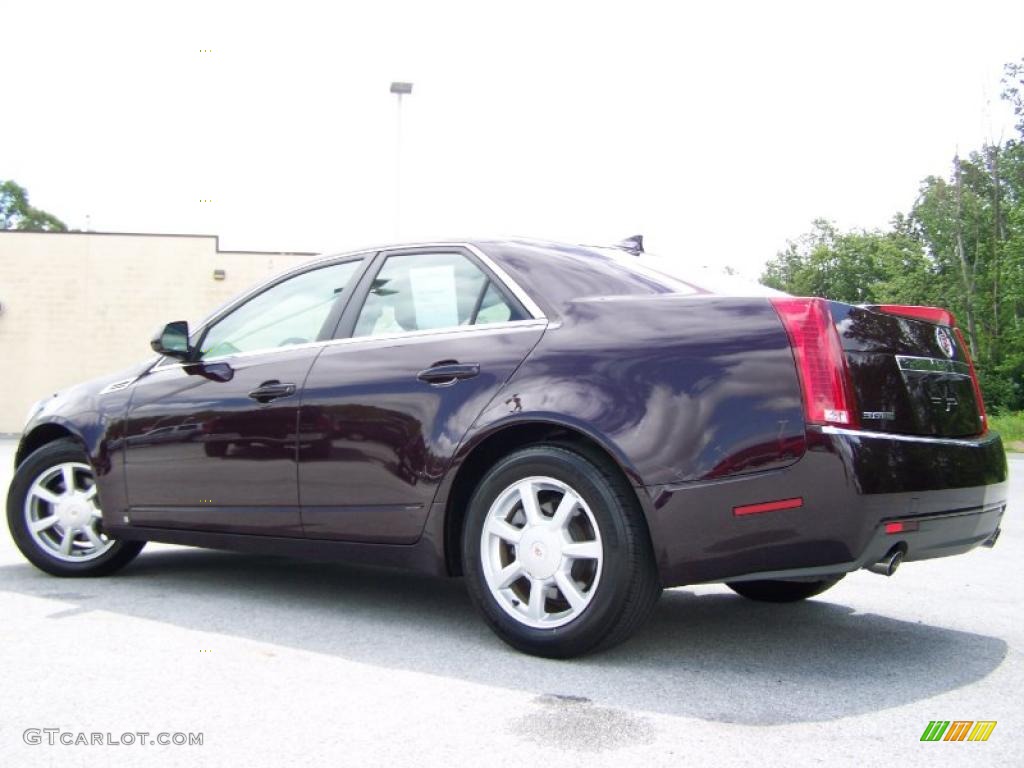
[2,0,1022,276]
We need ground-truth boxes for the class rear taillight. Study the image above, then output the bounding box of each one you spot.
[771,298,858,429]
[953,327,987,434]
[876,304,956,327]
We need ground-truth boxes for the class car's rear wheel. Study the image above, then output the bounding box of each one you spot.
[462,445,660,658]
[7,439,145,577]
[726,576,844,603]
[203,441,228,458]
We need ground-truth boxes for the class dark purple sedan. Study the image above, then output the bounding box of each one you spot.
[7,238,1007,657]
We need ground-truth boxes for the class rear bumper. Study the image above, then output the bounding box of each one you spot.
[643,427,1008,587]
[723,503,1004,584]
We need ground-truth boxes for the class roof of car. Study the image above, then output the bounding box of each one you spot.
[308,237,779,317]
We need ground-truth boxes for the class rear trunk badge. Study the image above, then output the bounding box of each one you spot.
[926,381,960,411]
[862,411,895,421]
[936,326,955,358]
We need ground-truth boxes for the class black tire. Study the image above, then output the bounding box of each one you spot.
[726,575,844,603]
[462,445,661,658]
[203,441,229,458]
[7,439,145,577]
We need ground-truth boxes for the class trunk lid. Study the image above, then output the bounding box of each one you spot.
[829,302,984,437]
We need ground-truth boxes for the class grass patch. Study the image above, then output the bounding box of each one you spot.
[989,411,1024,452]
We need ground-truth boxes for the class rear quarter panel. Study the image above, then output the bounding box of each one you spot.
[466,295,806,487]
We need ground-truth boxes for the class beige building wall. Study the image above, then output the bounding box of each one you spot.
[0,231,317,433]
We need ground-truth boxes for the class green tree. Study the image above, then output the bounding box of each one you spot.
[1002,57,1024,136]
[760,218,930,304]
[0,180,67,232]
[761,57,1024,411]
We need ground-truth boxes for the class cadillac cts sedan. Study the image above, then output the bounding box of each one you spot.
[8,238,1008,657]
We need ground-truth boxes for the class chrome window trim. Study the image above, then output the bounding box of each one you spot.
[895,355,971,377]
[820,425,995,447]
[149,318,548,372]
[459,243,546,320]
[148,241,546,375]
[277,241,545,320]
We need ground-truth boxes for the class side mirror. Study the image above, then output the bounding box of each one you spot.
[151,321,193,360]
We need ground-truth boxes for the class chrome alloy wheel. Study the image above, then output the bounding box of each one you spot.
[480,476,603,629]
[23,462,113,562]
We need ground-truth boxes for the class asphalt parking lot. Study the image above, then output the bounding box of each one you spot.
[0,437,1021,767]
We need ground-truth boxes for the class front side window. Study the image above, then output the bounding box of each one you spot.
[353,252,524,337]
[200,260,362,359]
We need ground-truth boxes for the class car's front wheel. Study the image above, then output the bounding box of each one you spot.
[726,576,844,603]
[7,439,145,577]
[462,445,660,658]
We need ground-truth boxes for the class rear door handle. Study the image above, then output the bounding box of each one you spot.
[248,380,296,403]
[417,362,480,385]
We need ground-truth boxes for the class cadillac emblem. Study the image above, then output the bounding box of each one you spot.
[936,326,955,358]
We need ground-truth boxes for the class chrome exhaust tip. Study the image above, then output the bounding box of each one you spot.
[866,548,904,577]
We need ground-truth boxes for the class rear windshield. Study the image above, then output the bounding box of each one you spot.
[483,240,788,312]
[594,247,789,297]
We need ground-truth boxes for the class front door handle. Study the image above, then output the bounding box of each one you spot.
[417,362,480,386]
[248,380,296,403]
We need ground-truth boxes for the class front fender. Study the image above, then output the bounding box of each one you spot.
[16,368,142,515]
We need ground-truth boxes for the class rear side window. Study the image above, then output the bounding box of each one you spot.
[353,252,525,337]
[475,281,515,324]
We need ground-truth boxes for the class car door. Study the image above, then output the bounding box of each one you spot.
[121,256,367,536]
[297,246,547,543]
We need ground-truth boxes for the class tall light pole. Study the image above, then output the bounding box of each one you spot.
[390,81,413,239]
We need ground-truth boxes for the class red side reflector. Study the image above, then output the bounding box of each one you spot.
[876,304,956,327]
[953,327,988,435]
[885,520,919,534]
[770,298,858,428]
[733,497,804,516]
